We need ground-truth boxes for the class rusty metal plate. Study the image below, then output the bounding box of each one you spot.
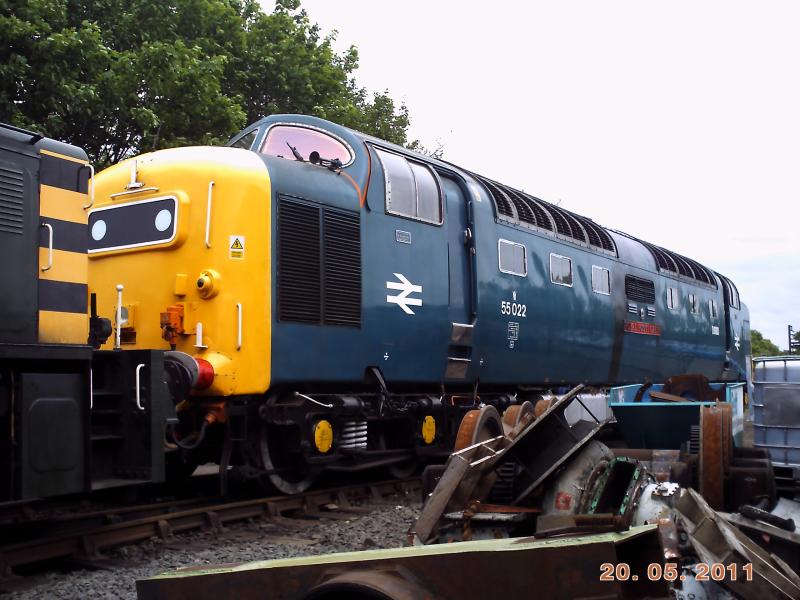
[720,401,733,472]
[699,405,725,510]
[137,526,669,600]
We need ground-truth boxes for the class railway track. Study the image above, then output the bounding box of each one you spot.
[0,477,420,574]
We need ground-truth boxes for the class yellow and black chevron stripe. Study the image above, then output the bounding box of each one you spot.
[38,149,89,344]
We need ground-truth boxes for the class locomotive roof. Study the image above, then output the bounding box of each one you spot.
[0,122,88,163]
[243,114,719,288]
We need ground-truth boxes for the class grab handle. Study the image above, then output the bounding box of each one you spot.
[205,181,215,248]
[82,164,95,209]
[41,223,53,271]
[135,363,146,411]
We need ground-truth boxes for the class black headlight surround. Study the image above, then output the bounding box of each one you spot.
[88,196,178,253]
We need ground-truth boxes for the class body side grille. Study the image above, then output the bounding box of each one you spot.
[278,198,321,324]
[469,172,616,255]
[625,275,656,304]
[322,208,361,327]
[277,196,362,328]
[0,166,24,234]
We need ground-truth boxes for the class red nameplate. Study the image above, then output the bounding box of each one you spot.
[624,320,661,336]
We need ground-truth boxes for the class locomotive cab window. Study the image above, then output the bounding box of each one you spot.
[591,266,610,295]
[261,125,353,165]
[550,253,573,287]
[709,299,718,319]
[498,239,527,276]
[667,286,680,310]
[230,129,257,150]
[375,148,443,225]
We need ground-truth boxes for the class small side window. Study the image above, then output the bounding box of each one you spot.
[709,299,718,319]
[498,239,527,276]
[376,148,442,225]
[667,287,680,310]
[229,129,257,150]
[688,293,699,314]
[591,266,610,295]
[550,253,573,287]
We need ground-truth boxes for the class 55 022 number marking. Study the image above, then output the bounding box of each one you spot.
[501,301,526,317]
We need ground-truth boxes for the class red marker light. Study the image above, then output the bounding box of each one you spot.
[194,358,215,389]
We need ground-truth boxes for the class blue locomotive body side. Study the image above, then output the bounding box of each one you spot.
[240,114,750,390]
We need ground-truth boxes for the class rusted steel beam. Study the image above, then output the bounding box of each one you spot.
[699,405,725,509]
[677,488,800,600]
[137,525,668,600]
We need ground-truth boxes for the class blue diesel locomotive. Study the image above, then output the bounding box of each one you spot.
[84,114,750,493]
[232,115,750,386]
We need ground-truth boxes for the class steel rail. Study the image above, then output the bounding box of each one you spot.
[0,478,419,572]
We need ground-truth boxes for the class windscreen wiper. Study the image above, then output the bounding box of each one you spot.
[286,142,304,162]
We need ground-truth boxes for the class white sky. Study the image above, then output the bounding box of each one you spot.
[262,0,799,349]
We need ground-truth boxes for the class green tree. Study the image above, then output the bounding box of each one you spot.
[751,330,781,357]
[238,2,412,145]
[0,0,412,166]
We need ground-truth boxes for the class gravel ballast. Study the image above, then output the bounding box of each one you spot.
[4,503,421,600]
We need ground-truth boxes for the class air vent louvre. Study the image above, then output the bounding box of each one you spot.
[278,196,361,328]
[278,199,321,324]
[470,172,616,254]
[504,186,554,231]
[682,256,714,285]
[560,210,586,242]
[0,166,24,234]
[625,275,656,304]
[526,197,553,231]
[479,178,514,218]
[594,227,616,252]
[322,208,361,327]
[502,186,536,225]
[578,217,602,247]
[639,238,716,287]
[546,205,573,237]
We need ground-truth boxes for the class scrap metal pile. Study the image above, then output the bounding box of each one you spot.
[411,385,800,600]
[136,386,800,600]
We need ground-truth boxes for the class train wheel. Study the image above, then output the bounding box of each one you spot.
[501,401,535,436]
[453,405,504,451]
[259,424,317,495]
[534,397,553,419]
[377,434,418,479]
[387,460,418,480]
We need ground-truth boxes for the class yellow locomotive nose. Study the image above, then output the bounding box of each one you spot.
[89,146,273,401]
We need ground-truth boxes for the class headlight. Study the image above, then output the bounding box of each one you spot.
[89,196,177,253]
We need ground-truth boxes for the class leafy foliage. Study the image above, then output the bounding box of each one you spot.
[751,330,781,357]
[0,0,412,166]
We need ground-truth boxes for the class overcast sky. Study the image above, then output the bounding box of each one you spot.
[262,0,799,349]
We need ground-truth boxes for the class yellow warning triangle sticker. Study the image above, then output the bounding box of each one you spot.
[230,238,244,250]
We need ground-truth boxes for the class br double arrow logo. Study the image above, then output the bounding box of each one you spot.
[386,273,423,315]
